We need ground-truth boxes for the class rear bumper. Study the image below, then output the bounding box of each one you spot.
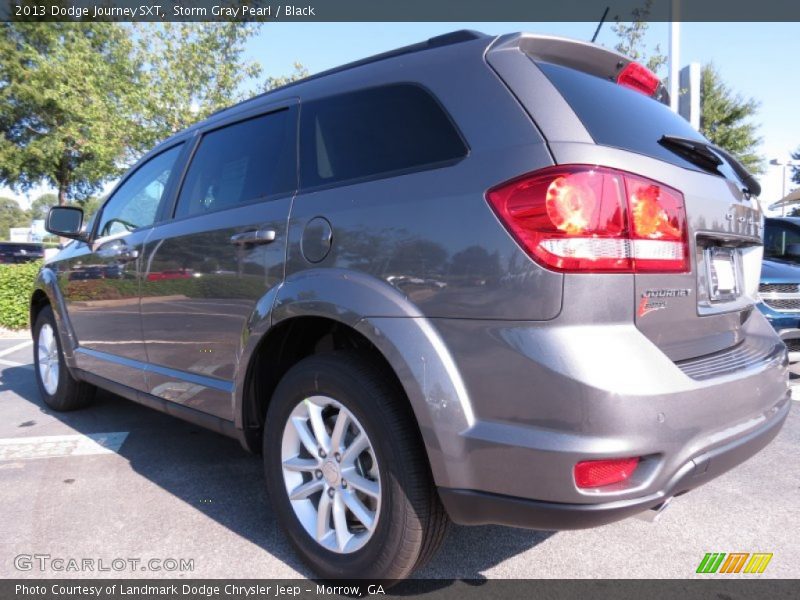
[439,394,790,529]
[423,307,789,525]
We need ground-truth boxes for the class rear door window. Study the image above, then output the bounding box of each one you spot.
[300,84,467,189]
[174,108,296,219]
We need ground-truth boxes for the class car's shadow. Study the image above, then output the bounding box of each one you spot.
[1,364,553,580]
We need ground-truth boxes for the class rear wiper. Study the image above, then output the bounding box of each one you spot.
[708,143,761,197]
[658,135,761,197]
[659,135,723,171]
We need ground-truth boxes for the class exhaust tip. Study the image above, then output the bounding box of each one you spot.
[633,497,673,523]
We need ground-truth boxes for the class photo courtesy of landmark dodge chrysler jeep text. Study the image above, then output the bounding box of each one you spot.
[32,31,790,580]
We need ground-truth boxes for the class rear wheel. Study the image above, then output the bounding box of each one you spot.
[264,351,449,579]
[33,306,95,411]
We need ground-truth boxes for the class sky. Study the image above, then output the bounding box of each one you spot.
[4,21,799,211]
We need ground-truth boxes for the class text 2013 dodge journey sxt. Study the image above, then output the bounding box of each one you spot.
[33,32,789,579]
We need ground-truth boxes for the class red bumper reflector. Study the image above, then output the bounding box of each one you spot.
[574,457,640,488]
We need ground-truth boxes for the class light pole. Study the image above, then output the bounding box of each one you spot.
[669,0,681,113]
[769,158,800,216]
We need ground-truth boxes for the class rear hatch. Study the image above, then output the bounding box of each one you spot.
[487,34,765,362]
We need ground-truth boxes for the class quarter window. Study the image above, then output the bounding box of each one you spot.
[96,144,183,238]
[174,109,296,219]
[300,84,467,189]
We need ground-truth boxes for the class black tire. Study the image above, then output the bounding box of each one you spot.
[263,351,449,580]
[32,305,95,411]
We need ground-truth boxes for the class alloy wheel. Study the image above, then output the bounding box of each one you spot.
[37,323,59,396]
[280,395,381,553]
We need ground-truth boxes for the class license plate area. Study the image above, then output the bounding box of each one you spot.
[705,246,740,302]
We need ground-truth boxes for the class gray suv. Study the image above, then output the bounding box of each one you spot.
[32,31,789,579]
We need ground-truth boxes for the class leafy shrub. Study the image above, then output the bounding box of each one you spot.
[0,262,267,330]
[0,260,42,329]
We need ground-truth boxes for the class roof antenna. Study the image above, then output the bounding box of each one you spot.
[591,7,610,43]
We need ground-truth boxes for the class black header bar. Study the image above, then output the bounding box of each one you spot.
[2,0,800,22]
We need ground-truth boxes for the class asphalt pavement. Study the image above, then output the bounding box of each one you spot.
[0,336,798,579]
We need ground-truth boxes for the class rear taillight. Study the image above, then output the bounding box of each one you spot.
[574,457,640,489]
[617,61,660,97]
[486,165,688,273]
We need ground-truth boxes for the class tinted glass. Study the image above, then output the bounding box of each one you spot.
[300,84,467,188]
[764,220,800,259]
[538,61,715,171]
[97,144,183,238]
[175,109,296,219]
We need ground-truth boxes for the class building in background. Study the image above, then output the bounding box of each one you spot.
[8,219,46,243]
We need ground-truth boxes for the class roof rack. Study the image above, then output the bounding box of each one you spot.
[304,29,489,84]
[208,30,488,119]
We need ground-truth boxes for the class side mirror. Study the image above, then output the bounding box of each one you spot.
[46,206,86,241]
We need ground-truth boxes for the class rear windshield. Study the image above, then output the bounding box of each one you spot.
[537,61,712,172]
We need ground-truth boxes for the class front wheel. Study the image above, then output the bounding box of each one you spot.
[33,306,95,411]
[264,351,449,579]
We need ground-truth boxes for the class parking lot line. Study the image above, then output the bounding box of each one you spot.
[0,358,31,368]
[0,340,31,358]
[0,432,129,461]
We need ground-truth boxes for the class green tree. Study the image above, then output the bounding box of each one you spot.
[0,197,29,240]
[133,23,263,148]
[28,193,59,221]
[2,23,307,213]
[611,0,667,75]
[699,64,763,174]
[610,7,764,175]
[26,191,100,229]
[0,23,140,205]
[263,62,309,92]
[791,147,800,186]
[76,195,102,222]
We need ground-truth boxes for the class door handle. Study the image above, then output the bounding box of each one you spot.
[230,229,277,245]
[97,241,139,261]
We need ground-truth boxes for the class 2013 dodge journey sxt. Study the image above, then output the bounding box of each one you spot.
[32,31,790,579]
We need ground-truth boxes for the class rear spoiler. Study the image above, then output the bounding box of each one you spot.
[487,33,670,106]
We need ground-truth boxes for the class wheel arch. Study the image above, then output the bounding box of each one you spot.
[235,269,475,489]
[238,315,406,453]
[30,288,50,331]
[30,267,79,367]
